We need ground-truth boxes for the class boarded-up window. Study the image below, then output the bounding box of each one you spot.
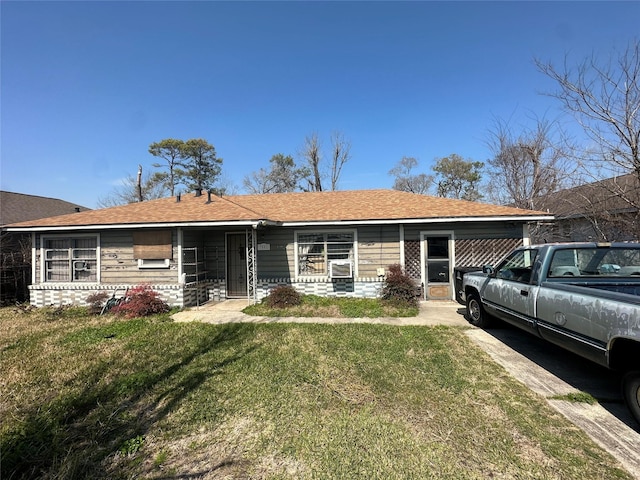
[133,230,172,260]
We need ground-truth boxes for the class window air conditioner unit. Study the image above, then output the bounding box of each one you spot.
[329,260,353,279]
[73,261,89,271]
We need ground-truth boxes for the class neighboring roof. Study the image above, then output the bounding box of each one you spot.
[536,174,639,218]
[0,191,91,226]
[3,189,553,231]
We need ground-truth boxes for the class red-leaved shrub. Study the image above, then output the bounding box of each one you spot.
[381,264,419,307]
[111,285,170,318]
[265,285,302,308]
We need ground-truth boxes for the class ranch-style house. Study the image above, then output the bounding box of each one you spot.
[3,189,553,308]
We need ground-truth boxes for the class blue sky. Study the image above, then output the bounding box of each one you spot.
[1,1,638,208]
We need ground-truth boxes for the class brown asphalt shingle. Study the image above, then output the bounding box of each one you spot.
[4,189,551,229]
[236,189,547,222]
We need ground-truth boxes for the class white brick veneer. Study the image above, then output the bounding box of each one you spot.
[28,278,384,308]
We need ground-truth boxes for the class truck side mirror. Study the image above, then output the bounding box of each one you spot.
[483,265,494,275]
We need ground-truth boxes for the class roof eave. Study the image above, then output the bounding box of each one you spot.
[3,215,555,232]
[279,215,555,227]
[3,219,265,232]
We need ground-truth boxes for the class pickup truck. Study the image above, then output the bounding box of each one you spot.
[460,242,640,425]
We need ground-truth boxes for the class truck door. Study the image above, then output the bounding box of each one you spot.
[482,248,538,330]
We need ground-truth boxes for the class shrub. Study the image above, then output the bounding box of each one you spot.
[264,285,302,308]
[381,264,419,307]
[86,292,110,315]
[111,285,170,318]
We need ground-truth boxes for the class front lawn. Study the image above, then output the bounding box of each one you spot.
[243,295,419,318]
[0,306,631,479]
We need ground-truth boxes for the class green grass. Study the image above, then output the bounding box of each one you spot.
[243,294,419,318]
[550,391,598,405]
[0,306,632,479]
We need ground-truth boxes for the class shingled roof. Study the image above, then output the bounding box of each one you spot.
[4,189,552,230]
[0,191,91,226]
[536,174,639,218]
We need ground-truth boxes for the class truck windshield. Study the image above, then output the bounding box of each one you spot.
[548,247,640,277]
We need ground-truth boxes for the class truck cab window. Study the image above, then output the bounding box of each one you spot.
[495,249,538,284]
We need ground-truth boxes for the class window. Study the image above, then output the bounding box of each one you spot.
[426,236,450,283]
[297,231,354,276]
[495,249,538,284]
[43,236,97,282]
[138,258,170,269]
[548,247,640,277]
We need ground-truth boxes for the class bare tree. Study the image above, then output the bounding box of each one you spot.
[329,131,351,191]
[98,172,168,207]
[301,132,323,191]
[388,156,434,194]
[211,172,239,196]
[243,168,272,194]
[298,131,352,191]
[535,39,640,239]
[485,117,573,209]
[536,40,640,179]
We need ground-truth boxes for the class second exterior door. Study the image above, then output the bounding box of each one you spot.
[423,234,453,300]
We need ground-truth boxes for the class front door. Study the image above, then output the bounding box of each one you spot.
[226,233,247,297]
[423,234,453,300]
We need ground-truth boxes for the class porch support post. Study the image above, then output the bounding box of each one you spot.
[177,227,184,283]
[31,232,37,285]
[399,224,405,269]
[247,227,257,302]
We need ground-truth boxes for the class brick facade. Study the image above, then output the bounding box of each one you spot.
[28,277,386,308]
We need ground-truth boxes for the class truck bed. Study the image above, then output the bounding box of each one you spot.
[541,280,640,303]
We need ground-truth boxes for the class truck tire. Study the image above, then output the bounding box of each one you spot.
[622,371,640,425]
[466,292,493,328]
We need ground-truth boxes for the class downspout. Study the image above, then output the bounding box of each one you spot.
[399,224,405,269]
[31,232,36,287]
[177,227,184,284]
[248,223,260,303]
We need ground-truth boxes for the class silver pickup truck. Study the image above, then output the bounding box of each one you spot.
[461,242,640,425]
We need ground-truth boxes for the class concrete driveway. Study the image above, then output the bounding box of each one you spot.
[466,324,640,479]
[174,299,640,478]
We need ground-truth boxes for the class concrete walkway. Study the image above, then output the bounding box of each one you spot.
[172,299,469,326]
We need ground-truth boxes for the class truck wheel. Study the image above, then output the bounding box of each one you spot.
[622,371,640,425]
[466,292,493,328]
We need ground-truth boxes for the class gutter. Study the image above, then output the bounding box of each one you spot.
[280,215,555,227]
[3,220,268,233]
[3,215,553,232]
